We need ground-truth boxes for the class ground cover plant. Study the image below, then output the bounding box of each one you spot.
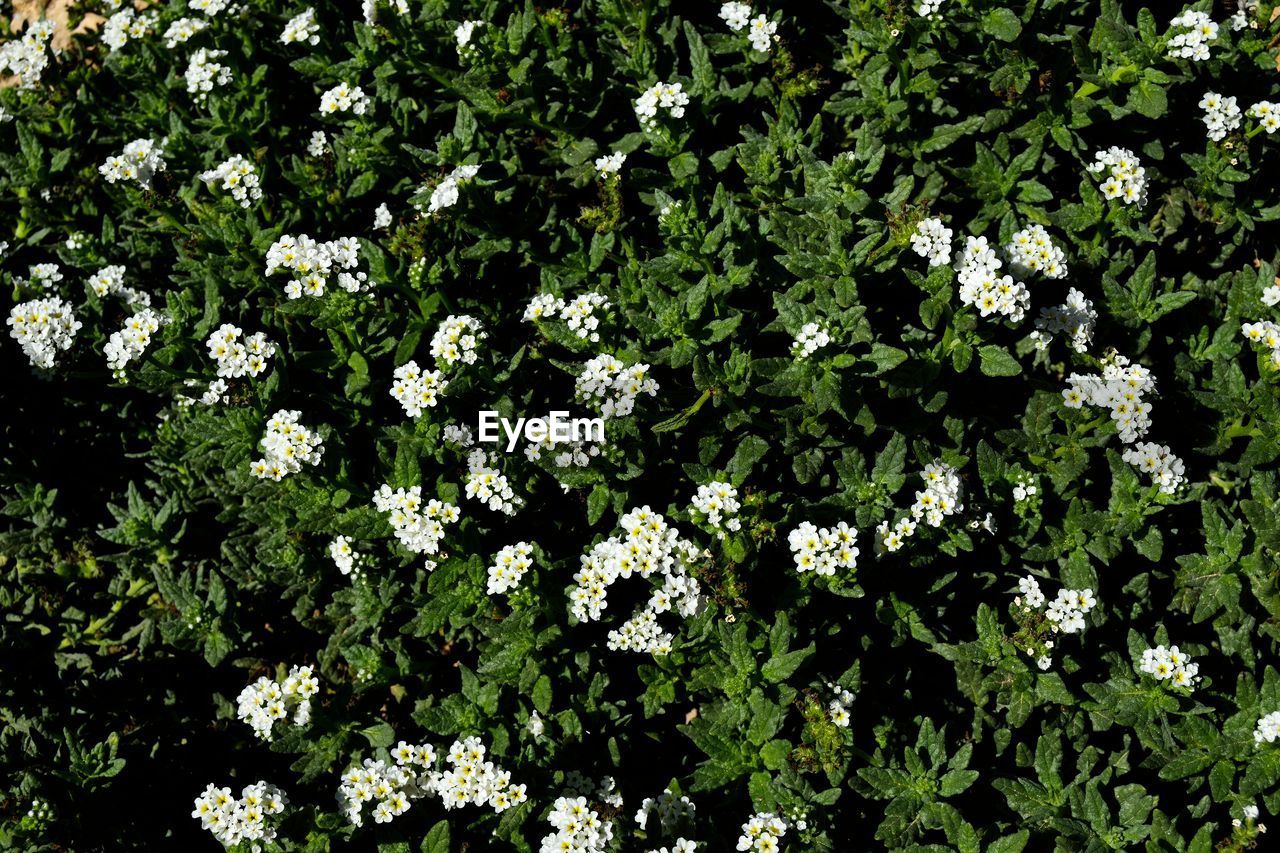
[3,0,1280,849]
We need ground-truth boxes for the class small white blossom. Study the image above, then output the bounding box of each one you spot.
[249,410,325,480]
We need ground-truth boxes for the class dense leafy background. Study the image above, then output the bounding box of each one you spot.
[4,0,1280,850]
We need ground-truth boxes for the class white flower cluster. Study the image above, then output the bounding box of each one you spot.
[340,737,527,825]
[337,744,435,828]
[1031,287,1096,353]
[1138,643,1201,689]
[444,423,474,447]
[0,19,56,87]
[917,0,947,19]
[689,481,743,539]
[786,521,858,576]
[737,812,788,852]
[522,416,602,469]
[955,235,1030,322]
[913,460,963,526]
[719,3,775,51]
[647,841,698,853]
[430,314,486,367]
[250,410,325,480]
[102,8,156,52]
[595,151,626,176]
[205,324,275,378]
[417,164,481,215]
[791,321,830,359]
[465,449,522,515]
[99,138,167,189]
[329,535,363,577]
[455,21,484,56]
[191,782,287,848]
[1242,320,1280,367]
[1121,442,1186,494]
[389,360,449,417]
[635,787,696,835]
[487,542,534,595]
[910,217,953,267]
[264,234,370,299]
[1006,223,1068,280]
[541,795,615,853]
[185,48,232,102]
[826,680,854,727]
[104,308,164,377]
[524,292,611,342]
[1249,101,1280,134]
[1062,353,1156,443]
[235,665,319,740]
[1166,9,1218,62]
[635,82,690,129]
[1199,92,1242,142]
[1087,146,1147,206]
[87,265,150,307]
[281,8,320,45]
[373,203,392,229]
[307,130,328,156]
[8,297,82,370]
[190,0,234,16]
[1011,473,1038,504]
[371,485,460,563]
[1017,577,1096,634]
[720,3,752,30]
[1255,711,1280,745]
[163,18,206,48]
[575,354,659,418]
[319,82,370,115]
[572,507,702,655]
[200,155,262,207]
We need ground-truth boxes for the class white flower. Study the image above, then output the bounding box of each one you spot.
[787,520,858,577]
[575,354,658,419]
[690,481,743,540]
[910,217,953,267]
[635,81,690,129]
[163,17,206,48]
[455,20,484,55]
[465,449,522,515]
[102,8,157,52]
[1121,442,1186,494]
[282,8,320,45]
[104,308,164,378]
[1087,146,1147,206]
[8,296,81,370]
[791,321,830,359]
[1063,352,1158,443]
[372,485,460,558]
[307,130,329,156]
[205,324,275,379]
[389,360,449,417]
[192,781,287,847]
[1166,9,1218,62]
[1005,223,1068,279]
[185,48,233,103]
[955,235,1030,324]
[1138,643,1200,689]
[1249,101,1280,134]
[200,155,262,208]
[917,0,947,19]
[595,151,627,176]
[1031,287,1096,353]
[319,82,371,116]
[329,535,362,577]
[99,138,167,189]
[249,410,325,480]
[487,542,535,595]
[1256,711,1280,745]
[236,666,319,740]
[747,15,777,52]
[1199,92,1242,142]
[719,3,752,31]
[373,203,392,229]
[429,315,486,367]
[737,812,787,852]
[0,19,56,87]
